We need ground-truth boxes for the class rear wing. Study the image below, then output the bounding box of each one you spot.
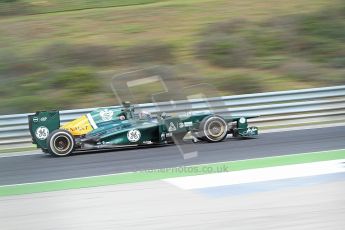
[28,111,60,150]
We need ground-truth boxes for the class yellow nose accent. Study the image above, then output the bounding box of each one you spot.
[61,115,94,136]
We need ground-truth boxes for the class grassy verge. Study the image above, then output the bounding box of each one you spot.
[0,148,344,197]
[0,146,36,154]
[1,0,344,114]
[0,0,164,16]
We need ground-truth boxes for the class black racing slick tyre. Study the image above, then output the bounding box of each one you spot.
[47,129,75,157]
[199,115,228,143]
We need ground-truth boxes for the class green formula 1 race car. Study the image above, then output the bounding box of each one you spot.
[28,102,258,156]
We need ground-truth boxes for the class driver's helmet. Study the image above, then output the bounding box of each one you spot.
[138,110,151,120]
[119,115,126,120]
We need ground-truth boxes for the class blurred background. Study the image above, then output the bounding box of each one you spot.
[0,0,344,115]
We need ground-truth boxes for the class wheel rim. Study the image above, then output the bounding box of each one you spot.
[54,135,71,152]
[207,121,225,138]
[203,116,228,142]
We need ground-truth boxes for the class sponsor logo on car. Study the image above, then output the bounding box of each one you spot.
[185,121,193,127]
[143,141,153,144]
[178,111,192,118]
[127,129,141,142]
[179,121,193,128]
[243,127,258,135]
[168,122,177,131]
[100,109,114,122]
[35,126,49,140]
[66,125,91,132]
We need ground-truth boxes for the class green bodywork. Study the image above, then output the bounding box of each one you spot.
[28,105,258,152]
[29,111,60,150]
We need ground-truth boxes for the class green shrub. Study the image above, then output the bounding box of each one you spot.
[0,96,55,114]
[290,7,345,66]
[329,56,345,68]
[39,42,175,67]
[252,56,289,69]
[3,62,47,78]
[0,1,31,16]
[246,28,287,56]
[196,19,255,68]
[196,34,253,68]
[197,18,290,67]
[280,60,322,82]
[50,67,102,94]
[121,43,175,64]
[39,42,118,67]
[297,7,345,42]
[197,7,345,68]
[292,34,343,63]
[0,0,161,16]
[0,71,49,99]
[0,67,104,114]
[201,19,248,35]
[211,74,264,94]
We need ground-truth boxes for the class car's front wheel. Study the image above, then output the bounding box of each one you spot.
[47,129,75,157]
[199,115,228,142]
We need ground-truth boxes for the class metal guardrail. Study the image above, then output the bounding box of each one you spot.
[1,85,345,148]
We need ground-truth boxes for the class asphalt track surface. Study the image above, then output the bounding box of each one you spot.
[1,180,344,229]
[0,126,344,186]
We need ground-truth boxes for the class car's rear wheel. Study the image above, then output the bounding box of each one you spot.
[47,129,75,157]
[199,115,228,142]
